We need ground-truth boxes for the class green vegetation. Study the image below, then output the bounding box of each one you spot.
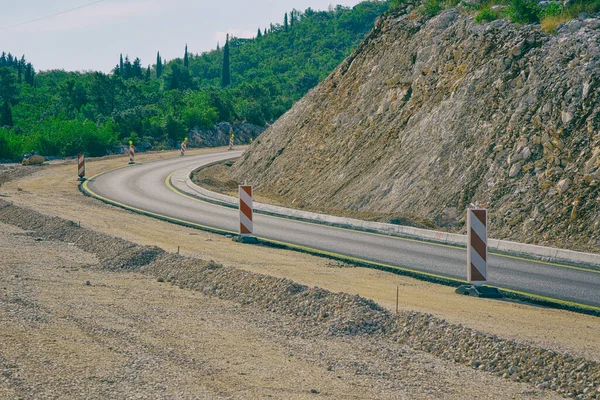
[0,1,388,161]
[392,0,600,28]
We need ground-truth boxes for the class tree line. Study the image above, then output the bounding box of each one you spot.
[0,1,389,161]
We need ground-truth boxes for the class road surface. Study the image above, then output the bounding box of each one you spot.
[84,151,600,309]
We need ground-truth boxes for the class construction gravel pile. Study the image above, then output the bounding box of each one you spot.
[0,199,598,399]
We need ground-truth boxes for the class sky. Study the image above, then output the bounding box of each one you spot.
[0,0,363,73]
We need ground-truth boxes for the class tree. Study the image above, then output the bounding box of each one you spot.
[146,65,151,80]
[24,63,35,86]
[184,44,189,68]
[0,68,17,103]
[257,27,262,38]
[0,102,13,127]
[120,54,124,74]
[132,57,143,79]
[221,34,231,88]
[284,13,289,31]
[156,52,163,78]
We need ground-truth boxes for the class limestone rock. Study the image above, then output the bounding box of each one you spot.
[556,179,571,194]
[233,8,600,252]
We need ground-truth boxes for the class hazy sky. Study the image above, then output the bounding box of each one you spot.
[0,0,363,72]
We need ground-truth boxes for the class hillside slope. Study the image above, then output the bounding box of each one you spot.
[232,6,600,251]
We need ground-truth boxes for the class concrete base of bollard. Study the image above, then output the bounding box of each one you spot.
[233,235,259,244]
[455,285,502,299]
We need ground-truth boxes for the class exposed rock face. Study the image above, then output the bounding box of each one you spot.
[233,7,600,251]
[188,122,265,148]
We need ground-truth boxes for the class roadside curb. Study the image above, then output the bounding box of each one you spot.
[171,162,600,271]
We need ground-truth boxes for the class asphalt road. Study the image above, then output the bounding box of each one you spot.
[85,151,600,308]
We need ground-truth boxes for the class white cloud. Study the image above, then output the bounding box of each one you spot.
[212,29,256,45]
[13,0,163,33]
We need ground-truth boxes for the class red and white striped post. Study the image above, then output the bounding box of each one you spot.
[229,133,234,150]
[77,154,85,181]
[180,137,188,156]
[129,141,135,164]
[239,185,253,236]
[457,206,500,297]
[467,207,487,285]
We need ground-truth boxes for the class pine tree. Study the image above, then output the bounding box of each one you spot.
[24,63,34,86]
[132,57,143,79]
[184,44,189,68]
[257,27,262,38]
[221,34,231,88]
[119,54,124,75]
[156,52,163,78]
[284,13,289,32]
[0,101,13,127]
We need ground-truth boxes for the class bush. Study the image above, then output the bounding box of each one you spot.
[423,0,442,16]
[0,128,26,160]
[475,7,501,23]
[506,0,541,24]
[390,0,407,9]
[540,1,563,18]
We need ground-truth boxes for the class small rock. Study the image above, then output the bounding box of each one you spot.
[509,162,522,178]
[556,178,570,194]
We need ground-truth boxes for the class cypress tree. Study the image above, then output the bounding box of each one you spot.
[257,27,262,38]
[264,28,267,36]
[119,54,124,75]
[284,13,289,32]
[146,65,151,80]
[156,52,163,78]
[291,10,295,27]
[221,34,230,88]
[17,61,22,84]
[184,44,189,68]
[0,101,13,127]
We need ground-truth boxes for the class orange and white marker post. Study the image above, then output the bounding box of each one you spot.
[239,185,253,236]
[129,141,135,164]
[467,207,487,284]
[77,154,85,181]
[229,133,234,150]
[181,137,188,156]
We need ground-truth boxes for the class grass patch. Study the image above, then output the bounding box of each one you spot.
[540,13,572,32]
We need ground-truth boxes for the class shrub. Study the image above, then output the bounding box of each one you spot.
[540,1,563,18]
[423,0,442,16]
[506,0,541,23]
[475,7,501,23]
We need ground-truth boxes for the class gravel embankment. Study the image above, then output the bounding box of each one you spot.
[1,199,598,399]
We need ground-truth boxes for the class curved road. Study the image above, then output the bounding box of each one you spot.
[84,151,600,309]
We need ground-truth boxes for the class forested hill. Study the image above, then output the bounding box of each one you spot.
[0,1,389,161]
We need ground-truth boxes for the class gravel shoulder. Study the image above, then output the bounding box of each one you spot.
[0,221,563,399]
[0,149,598,398]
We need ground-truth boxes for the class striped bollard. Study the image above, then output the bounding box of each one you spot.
[77,154,85,181]
[181,138,188,156]
[229,133,234,150]
[467,207,487,284]
[239,185,253,236]
[456,207,501,298]
[129,141,135,164]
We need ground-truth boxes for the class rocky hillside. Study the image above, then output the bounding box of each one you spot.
[232,4,600,252]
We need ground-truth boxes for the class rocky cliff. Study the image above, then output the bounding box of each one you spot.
[232,6,600,251]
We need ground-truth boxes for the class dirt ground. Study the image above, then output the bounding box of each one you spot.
[0,148,598,397]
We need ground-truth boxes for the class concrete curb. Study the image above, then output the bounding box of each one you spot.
[171,163,600,269]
